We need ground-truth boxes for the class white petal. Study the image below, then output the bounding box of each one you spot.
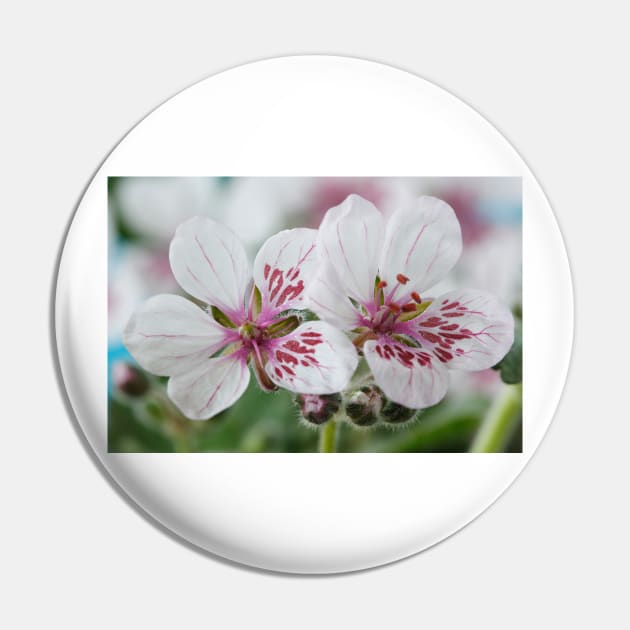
[307,259,364,330]
[317,194,383,305]
[413,289,514,370]
[167,355,250,420]
[123,294,235,377]
[253,228,318,318]
[265,322,358,394]
[169,217,251,320]
[364,338,449,409]
[379,196,462,298]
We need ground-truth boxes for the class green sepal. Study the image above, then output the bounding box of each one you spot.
[380,400,419,425]
[265,315,300,338]
[252,286,262,317]
[398,300,431,321]
[345,386,383,427]
[295,393,342,425]
[374,275,385,305]
[277,307,319,322]
[211,305,236,328]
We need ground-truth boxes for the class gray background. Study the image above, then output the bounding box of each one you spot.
[2,1,627,628]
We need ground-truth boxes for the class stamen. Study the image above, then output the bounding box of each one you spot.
[385,275,408,303]
[401,303,417,312]
[374,279,388,306]
[411,291,422,303]
[388,303,401,314]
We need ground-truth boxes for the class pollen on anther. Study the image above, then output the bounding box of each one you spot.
[388,303,401,314]
[411,291,422,303]
[396,273,409,285]
[376,280,387,289]
[401,303,416,312]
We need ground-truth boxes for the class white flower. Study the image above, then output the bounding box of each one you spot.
[308,194,514,409]
[114,177,223,242]
[123,217,357,420]
[458,226,522,307]
[220,177,313,247]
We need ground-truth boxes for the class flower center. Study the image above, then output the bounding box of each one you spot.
[371,305,400,333]
[351,275,435,350]
[369,275,426,333]
[239,321,263,343]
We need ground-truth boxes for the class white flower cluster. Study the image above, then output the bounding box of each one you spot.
[124,194,514,420]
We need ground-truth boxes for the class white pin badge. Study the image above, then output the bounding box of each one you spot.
[55,56,573,573]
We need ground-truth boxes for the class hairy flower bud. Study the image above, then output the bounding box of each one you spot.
[113,361,150,397]
[380,399,417,425]
[345,385,383,427]
[296,393,342,425]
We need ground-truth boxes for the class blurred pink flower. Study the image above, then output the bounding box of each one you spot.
[432,188,486,245]
[306,179,384,227]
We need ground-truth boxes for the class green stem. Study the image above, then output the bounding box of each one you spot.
[470,383,522,453]
[319,419,338,453]
[151,389,193,452]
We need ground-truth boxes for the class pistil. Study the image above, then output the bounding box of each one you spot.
[239,321,262,342]
[249,339,277,392]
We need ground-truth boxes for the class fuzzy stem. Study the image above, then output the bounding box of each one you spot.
[319,419,338,453]
[470,383,522,453]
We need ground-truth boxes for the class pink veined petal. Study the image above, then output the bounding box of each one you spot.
[412,289,514,370]
[167,354,250,420]
[169,216,251,321]
[264,321,358,394]
[306,259,365,330]
[363,338,450,409]
[252,227,318,319]
[379,196,462,300]
[123,294,236,377]
[317,194,384,306]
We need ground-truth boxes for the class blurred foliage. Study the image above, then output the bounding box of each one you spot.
[109,177,140,242]
[108,367,522,453]
[493,312,522,385]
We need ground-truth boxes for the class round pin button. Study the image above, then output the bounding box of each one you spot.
[55,56,572,573]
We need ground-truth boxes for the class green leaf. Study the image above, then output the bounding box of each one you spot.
[493,317,522,384]
[280,308,319,322]
[299,308,320,321]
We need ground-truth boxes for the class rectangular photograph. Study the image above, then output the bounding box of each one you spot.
[108,177,522,452]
